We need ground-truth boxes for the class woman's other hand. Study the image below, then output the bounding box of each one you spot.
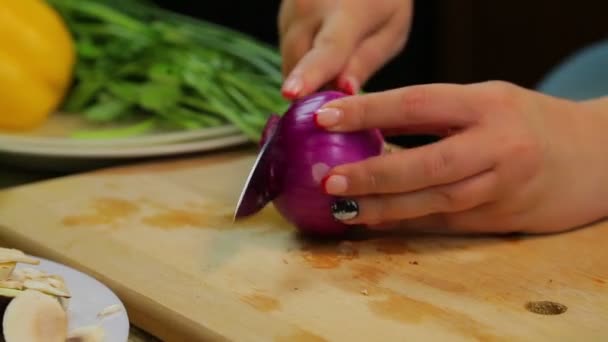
[278,0,413,99]
[315,82,608,234]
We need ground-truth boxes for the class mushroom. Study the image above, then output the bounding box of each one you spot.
[0,264,15,282]
[0,248,40,265]
[2,289,68,342]
[0,247,105,341]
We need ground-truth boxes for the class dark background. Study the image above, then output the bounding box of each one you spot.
[151,0,607,91]
[151,0,607,146]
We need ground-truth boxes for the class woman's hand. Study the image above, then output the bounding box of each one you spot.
[314,81,608,234]
[278,0,413,99]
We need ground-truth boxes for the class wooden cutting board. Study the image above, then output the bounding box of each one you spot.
[0,149,606,341]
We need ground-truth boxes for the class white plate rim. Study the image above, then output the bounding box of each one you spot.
[0,134,251,158]
[0,124,241,148]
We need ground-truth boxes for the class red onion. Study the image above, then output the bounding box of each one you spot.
[261,90,384,236]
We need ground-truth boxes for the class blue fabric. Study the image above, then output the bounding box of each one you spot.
[537,39,608,100]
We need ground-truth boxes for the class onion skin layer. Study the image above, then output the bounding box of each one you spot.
[265,90,384,236]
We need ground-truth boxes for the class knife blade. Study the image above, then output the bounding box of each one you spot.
[233,122,279,221]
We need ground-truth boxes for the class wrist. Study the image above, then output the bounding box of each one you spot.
[581,95,608,111]
[580,97,608,219]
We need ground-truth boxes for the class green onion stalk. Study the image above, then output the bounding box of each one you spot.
[47,0,288,142]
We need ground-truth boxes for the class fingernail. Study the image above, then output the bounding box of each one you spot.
[321,175,348,194]
[338,76,359,95]
[313,107,342,128]
[282,74,303,99]
[331,199,359,221]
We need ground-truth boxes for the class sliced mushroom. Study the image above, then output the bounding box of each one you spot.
[0,263,15,282]
[19,267,48,280]
[45,276,66,289]
[97,304,123,319]
[0,248,76,340]
[57,296,70,311]
[23,280,70,298]
[0,288,22,305]
[0,248,40,265]
[2,289,67,342]
[0,281,23,291]
[0,288,21,325]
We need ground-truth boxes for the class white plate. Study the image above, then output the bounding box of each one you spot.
[0,125,241,148]
[14,257,130,342]
[0,134,250,158]
[0,113,241,148]
[0,111,253,172]
[0,134,252,172]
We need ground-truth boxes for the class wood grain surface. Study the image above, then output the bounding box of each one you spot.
[0,150,606,341]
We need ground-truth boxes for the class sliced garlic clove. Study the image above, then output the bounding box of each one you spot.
[20,267,48,280]
[97,303,123,319]
[0,263,16,281]
[23,280,70,298]
[0,280,23,290]
[0,248,40,265]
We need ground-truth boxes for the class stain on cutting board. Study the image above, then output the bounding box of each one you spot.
[289,236,483,295]
[296,238,411,270]
[374,239,411,255]
[62,197,139,227]
[300,241,359,269]
[369,289,505,341]
[298,238,469,294]
[139,199,234,229]
[276,238,510,340]
[241,291,281,313]
[242,294,280,312]
[141,209,229,229]
[278,233,605,339]
[61,196,290,232]
[145,200,235,229]
[290,238,413,291]
[351,263,388,283]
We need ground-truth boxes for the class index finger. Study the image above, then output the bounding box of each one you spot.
[314,84,481,131]
[281,11,377,99]
[323,129,496,196]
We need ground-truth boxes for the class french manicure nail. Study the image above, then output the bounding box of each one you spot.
[282,75,303,99]
[313,108,342,128]
[322,175,348,194]
[331,199,359,221]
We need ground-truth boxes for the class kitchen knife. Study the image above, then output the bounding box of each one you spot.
[232,119,280,221]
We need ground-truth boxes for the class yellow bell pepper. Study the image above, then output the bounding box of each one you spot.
[0,0,75,130]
